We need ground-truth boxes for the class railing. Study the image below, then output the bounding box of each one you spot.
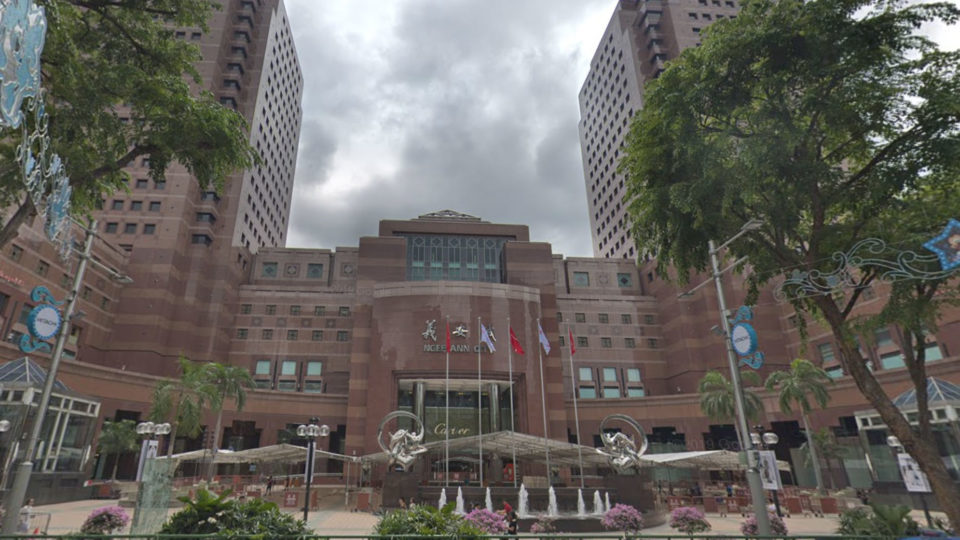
[0,532,885,540]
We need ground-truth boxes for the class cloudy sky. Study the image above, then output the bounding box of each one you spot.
[283,0,960,258]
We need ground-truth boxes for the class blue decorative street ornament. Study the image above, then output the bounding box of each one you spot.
[19,285,63,353]
[0,0,47,128]
[729,306,764,369]
[923,219,960,272]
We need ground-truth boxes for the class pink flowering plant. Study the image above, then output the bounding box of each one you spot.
[530,517,557,534]
[741,512,789,536]
[602,503,644,534]
[670,506,711,535]
[463,508,508,534]
[79,505,130,535]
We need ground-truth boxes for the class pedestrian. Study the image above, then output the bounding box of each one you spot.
[18,498,34,533]
[507,509,518,535]
[266,475,274,493]
[502,499,513,515]
[398,497,407,510]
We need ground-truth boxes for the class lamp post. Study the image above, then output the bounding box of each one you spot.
[752,427,782,517]
[298,419,330,523]
[135,422,172,477]
[887,435,933,527]
[1,219,133,534]
[680,219,771,535]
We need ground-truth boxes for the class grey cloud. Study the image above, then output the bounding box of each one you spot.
[286,0,610,256]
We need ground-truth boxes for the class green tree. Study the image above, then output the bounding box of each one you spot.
[97,419,138,481]
[804,427,845,490]
[765,359,832,493]
[697,370,764,445]
[201,363,254,481]
[0,0,258,246]
[150,355,217,457]
[621,0,960,526]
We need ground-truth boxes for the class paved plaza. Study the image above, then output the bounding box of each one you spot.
[29,495,930,537]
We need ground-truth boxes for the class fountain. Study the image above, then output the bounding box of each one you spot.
[485,487,493,512]
[547,486,559,517]
[455,487,465,515]
[518,484,530,518]
[577,488,586,516]
[438,488,447,509]
[593,490,603,515]
[605,492,612,512]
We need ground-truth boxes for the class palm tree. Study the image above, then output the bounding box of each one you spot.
[97,419,138,481]
[150,355,218,457]
[698,370,764,446]
[765,358,832,494]
[804,427,845,490]
[202,363,254,481]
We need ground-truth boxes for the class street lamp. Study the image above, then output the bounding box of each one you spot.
[135,422,171,478]
[1,219,134,535]
[887,435,933,527]
[298,419,330,523]
[752,427,782,517]
[679,220,772,536]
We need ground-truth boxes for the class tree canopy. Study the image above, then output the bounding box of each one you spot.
[0,0,258,245]
[622,0,960,526]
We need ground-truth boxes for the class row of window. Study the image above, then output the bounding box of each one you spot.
[817,326,945,379]
[240,304,350,317]
[109,200,161,212]
[560,312,655,325]
[252,359,324,393]
[577,367,645,399]
[236,328,349,342]
[104,223,156,235]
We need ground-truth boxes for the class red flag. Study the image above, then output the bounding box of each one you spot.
[569,329,576,355]
[509,327,525,355]
[446,321,451,352]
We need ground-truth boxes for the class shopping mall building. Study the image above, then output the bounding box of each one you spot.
[0,210,958,502]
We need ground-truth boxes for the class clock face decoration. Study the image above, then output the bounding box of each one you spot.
[342,263,355,276]
[285,263,299,276]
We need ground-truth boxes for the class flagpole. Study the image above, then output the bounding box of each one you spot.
[477,316,483,487]
[536,317,551,486]
[567,324,585,489]
[507,316,517,489]
[445,316,450,488]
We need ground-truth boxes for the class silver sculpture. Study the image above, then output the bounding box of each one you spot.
[377,410,427,471]
[596,414,648,473]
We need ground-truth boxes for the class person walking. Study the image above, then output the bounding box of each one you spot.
[17,498,34,533]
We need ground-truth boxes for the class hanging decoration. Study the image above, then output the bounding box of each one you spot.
[1,0,73,260]
[19,285,64,353]
[729,305,764,369]
[923,219,960,272]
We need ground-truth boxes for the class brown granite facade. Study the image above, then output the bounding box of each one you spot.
[1,210,958,490]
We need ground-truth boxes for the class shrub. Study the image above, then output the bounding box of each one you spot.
[741,512,788,536]
[374,503,483,539]
[669,506,711,535]
[837,503,919,539]
[159,488,310,537]
[79,505,130,535]
[602,503,644,533]
[530,517,557,534]
[463,508,507,534]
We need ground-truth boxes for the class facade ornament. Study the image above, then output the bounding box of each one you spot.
[596,414,648,473]
[422,319,437,342]
[377,410,427,471]
[452,323,469,339]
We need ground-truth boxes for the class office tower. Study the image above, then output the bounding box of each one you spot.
[579,0,739,259]
[90,0,303,376]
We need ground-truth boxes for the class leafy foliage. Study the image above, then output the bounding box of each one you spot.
[602,503,644,533]
[159,488,310,538]
[698,370,764,424]
[374,503,483,539]
[837,503,920,539]
[0,0,259,245]
[149,355,218,456]
[741,512,788,536]
[79,505,129,535]
[96,419,138,480]
[670,506,711,535]
[621,0,960,526]
[765,359,832,416]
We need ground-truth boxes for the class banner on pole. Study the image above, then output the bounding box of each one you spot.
[897,453,931,493]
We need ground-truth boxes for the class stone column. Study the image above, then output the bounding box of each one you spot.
[414,381,426,422]
[489,383,501,433]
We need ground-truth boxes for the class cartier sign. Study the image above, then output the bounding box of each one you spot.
[434,423,470,437]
